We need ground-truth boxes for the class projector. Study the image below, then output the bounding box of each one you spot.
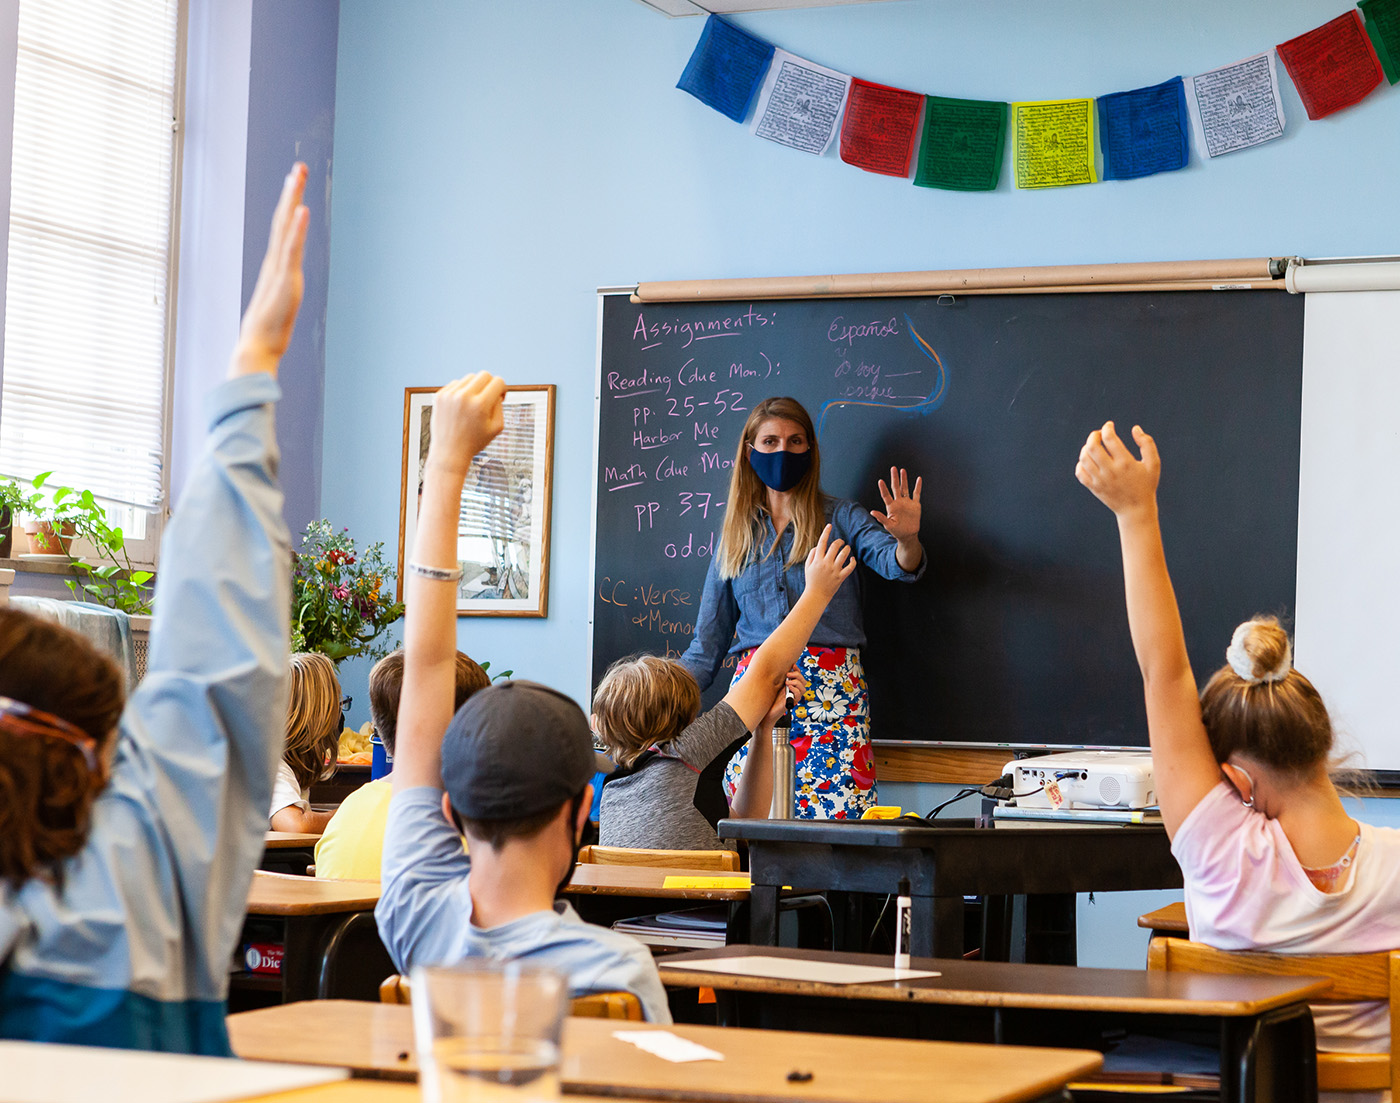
[1003,750,1156,810]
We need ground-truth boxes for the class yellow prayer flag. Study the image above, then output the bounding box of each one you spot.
[1010,98,1097,188]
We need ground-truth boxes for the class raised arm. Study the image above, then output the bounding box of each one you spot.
[1075,421,1221,836]
[392,374,506,792]
[870,467,924,573]
[729,668,805,819]
[720,525,853,733]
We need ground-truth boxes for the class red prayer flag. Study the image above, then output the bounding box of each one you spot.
[839,78,923,177]
[1276,10,1385,120]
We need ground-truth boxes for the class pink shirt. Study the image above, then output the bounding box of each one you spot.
[1173,781,1400,1057]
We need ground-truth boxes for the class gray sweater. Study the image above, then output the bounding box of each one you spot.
[599,702,750,850]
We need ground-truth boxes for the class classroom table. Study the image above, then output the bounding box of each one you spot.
[562,863,753,944]
[720,816,1182,963]
[1139,899,1189,937]
[657,944,1327,1103]
[235,872,389,1007]
[260,831,321,876]
[229,999,1104,1103]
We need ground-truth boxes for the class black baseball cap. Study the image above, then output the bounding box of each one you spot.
[440,680,595,821]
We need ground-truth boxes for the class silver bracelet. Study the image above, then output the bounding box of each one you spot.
[407,560,463,582]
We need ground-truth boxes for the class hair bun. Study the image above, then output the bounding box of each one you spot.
[1225,618,1292,684]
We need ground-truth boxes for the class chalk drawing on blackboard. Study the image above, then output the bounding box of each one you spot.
[816,314,949,437]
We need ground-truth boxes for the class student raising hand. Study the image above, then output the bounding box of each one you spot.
[804,522,856,599]
[426,373,509,478]
[1075,420,1161,519]
[232,163,309,379]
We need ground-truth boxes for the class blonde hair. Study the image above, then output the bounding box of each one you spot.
[592,655,701,768]
[717,397,825,579]
[284,652,342,791]
[1199,617,1333,776]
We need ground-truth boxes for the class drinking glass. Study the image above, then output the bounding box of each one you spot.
[411,961,568,1103]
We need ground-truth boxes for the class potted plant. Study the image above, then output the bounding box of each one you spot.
[291,520,405,663]
[0,471,70,555]
[56,484,154,615]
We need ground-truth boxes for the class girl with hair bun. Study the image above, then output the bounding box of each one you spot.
[679,396,925,820]
[1077,419,1400,1066]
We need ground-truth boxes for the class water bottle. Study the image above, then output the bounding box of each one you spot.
[768,693,796,819]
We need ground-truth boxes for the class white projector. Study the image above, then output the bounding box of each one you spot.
[1002,750,1156,810]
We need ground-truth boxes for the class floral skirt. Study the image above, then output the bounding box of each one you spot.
[722,645,877,820]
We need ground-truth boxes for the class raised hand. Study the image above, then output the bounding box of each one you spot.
[232,164,309,378]
[804,523,855,600]
[426,373,508,477]
[1075,421,1160,518]
[762,667,807,730]
[871,466,923,542]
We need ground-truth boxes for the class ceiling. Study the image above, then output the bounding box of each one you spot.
[633,0,899,15]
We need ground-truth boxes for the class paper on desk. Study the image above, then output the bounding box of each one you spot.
[661,954,939,985]
[750,48,851,155]
[613,1030,724,1063]
[1186,51,1286,158]
[0,1040,346,1103]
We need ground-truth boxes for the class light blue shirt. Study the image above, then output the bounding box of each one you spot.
[0,374,291,1054]
[680,496,924,692]
[376,787,672,1024]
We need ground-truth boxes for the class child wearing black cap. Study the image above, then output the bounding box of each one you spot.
[374,372,669,1022]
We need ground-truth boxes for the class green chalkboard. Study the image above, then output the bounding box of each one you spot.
[592,289,1304,749]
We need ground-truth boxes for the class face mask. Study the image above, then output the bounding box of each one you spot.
[748,446,811,492]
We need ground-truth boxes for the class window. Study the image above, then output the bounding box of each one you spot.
[0,0,184,561]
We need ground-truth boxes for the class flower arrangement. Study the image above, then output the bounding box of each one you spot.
[291,520,405,663]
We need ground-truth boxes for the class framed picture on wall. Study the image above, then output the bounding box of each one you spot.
[397,384,555,617]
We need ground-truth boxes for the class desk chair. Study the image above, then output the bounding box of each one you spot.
[1138,901,1188,940]
[577,845,741,871]
[1149,937,1400,1097]
[377,974,643,1020]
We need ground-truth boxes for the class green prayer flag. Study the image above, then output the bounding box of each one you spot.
[914,95,1007,191]
[1361,0,1400,84]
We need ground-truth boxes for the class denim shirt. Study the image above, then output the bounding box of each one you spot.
[679,496,924,692]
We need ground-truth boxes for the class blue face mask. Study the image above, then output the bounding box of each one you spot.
[748,446,812,492]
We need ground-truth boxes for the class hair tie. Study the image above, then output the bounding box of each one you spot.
[1225,621,1292,685]
[0,695,99,772]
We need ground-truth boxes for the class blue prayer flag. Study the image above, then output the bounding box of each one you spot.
[676,15,775,123]
[1097,77,1190,181]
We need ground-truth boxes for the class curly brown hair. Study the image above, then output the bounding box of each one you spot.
[591,654,702,768]
[0,608,125,884]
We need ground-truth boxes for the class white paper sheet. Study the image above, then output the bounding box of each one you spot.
[1186,51,1286,158]
[661,954,940,985]
[749,48,851,155]
[0,1041,347,1103]
[612,1030,724,1063]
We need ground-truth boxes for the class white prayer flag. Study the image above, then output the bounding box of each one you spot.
[1187,51,1287,158]
[750,48,851,155]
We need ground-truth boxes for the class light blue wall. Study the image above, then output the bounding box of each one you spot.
[323,1,1400,964]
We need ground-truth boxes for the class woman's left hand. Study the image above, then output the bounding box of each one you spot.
[871,467,923,541]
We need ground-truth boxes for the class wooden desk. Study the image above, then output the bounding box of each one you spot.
[230,1000,1103,1103]
[1139,900,1189,937]
[260,831,322,876]
[658,946,1328,1103]
[235,872,390,1006]
[720,817,1182,963]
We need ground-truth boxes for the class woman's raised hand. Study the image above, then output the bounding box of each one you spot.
[871,467,923,541]
[232,163,309,378]
[426,373,508,477]
[804,523,855,599]
[1075,421,1160,518]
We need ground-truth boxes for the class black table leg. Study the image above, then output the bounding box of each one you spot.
[911,895,964,958]
[750,884,780,946]
[1219,1004,1318,1103]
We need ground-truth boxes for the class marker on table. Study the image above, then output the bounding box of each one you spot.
[895,877,911,970]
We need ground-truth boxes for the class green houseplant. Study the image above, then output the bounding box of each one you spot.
[291,520,405,663]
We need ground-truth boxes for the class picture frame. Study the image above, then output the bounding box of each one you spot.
[398,384,555,617]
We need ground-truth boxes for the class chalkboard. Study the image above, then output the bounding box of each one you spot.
[591,290,1305,748]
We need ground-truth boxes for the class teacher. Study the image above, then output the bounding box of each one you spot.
[679,396,924,820]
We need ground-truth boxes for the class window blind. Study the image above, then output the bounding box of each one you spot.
[0,0,180,509]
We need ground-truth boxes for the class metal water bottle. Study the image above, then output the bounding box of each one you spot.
[768,691,796,819]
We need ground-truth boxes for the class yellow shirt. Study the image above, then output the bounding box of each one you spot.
[315,778,393,880]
